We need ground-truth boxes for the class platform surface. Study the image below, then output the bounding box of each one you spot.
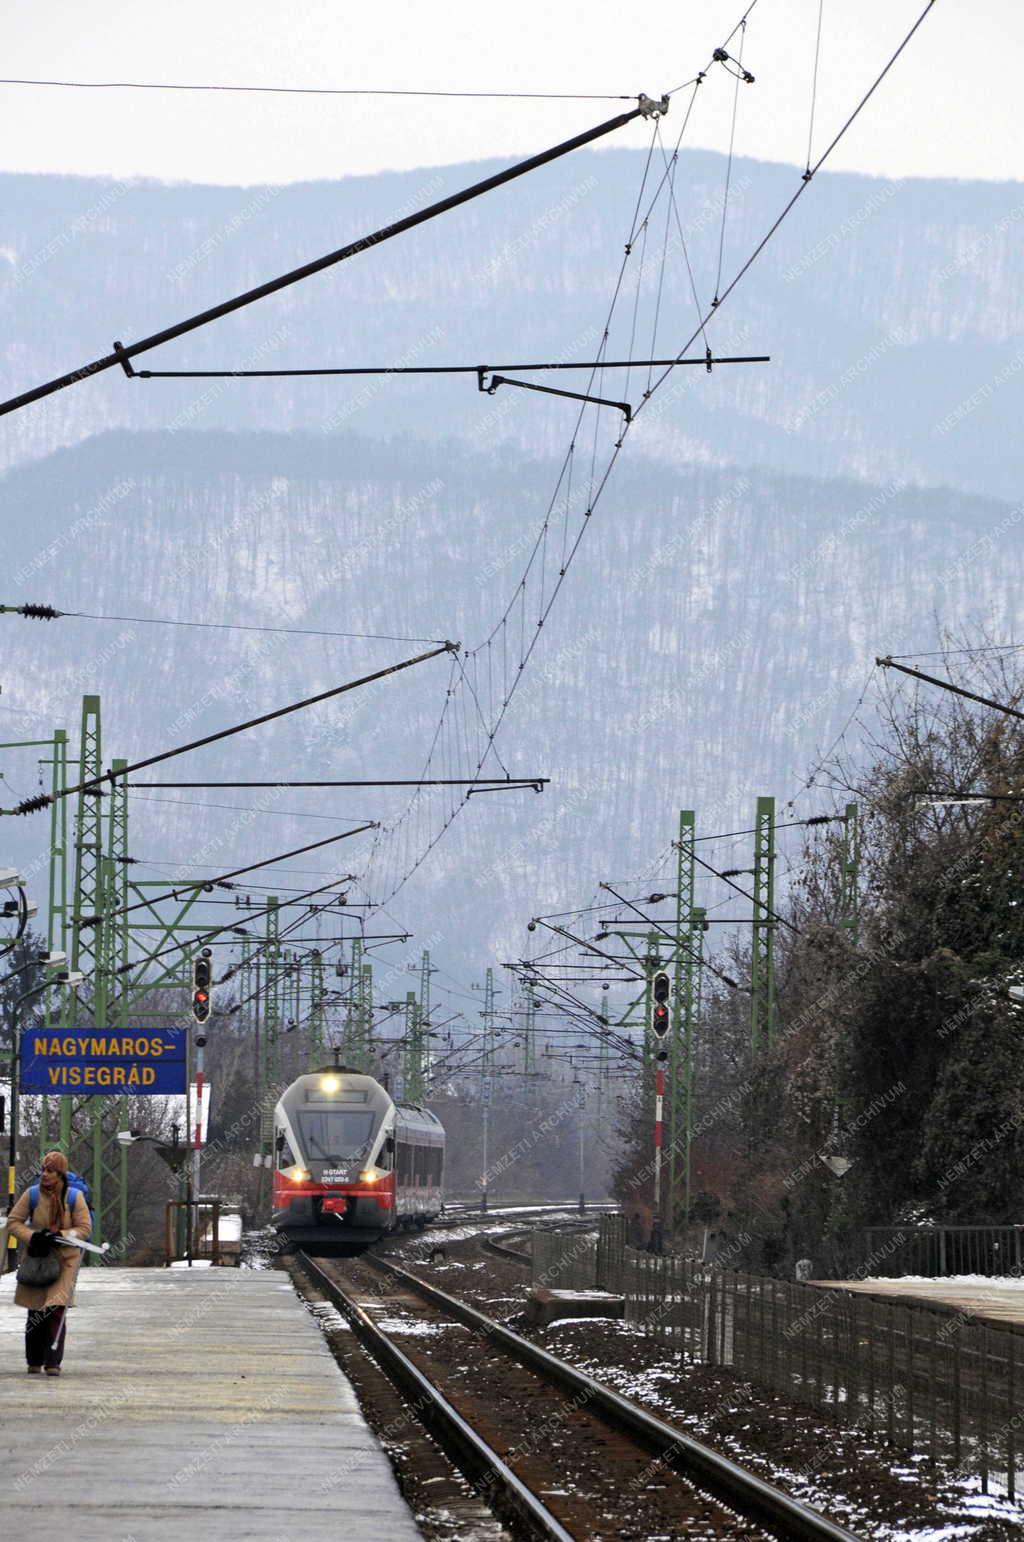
[0,1264,424,1542]
[818,1275,1024,1328]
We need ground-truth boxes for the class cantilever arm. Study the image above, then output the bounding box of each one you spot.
[478,370,632,422]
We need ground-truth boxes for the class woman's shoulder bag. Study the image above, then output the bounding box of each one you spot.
[17,1229,62,1287]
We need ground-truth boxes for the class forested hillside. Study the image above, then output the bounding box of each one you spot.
[615,652,1024,1270]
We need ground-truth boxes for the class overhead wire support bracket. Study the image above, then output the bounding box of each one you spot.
[116,352,770,381]
[478,369,632,423]
[0,94,668,419]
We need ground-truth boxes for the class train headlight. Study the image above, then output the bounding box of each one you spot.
[358,1168,378,1184]
[320,1073,341,1093]
[287,1166,310,1184]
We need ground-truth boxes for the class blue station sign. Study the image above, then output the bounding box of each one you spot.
[19,1027,188,1096]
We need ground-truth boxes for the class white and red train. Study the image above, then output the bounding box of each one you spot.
[272,1065,445,1249]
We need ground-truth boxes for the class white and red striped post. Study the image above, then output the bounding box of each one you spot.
[192,1060,204,1208]
[649,967,671,1254]
[651,1059,665,1254]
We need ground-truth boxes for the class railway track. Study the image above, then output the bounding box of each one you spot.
[297,1248,864,1542]
[480,1229,532,1266]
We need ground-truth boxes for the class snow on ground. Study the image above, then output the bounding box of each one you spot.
[373,1317,467,1337]
[865,1274,1024,1287]
[544,1289,621,1300]
[308,1301,351,1333]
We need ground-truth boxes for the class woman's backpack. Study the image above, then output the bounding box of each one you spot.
[29,1169,94,1229]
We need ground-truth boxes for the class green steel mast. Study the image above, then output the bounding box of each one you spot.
[750,795,776,1054]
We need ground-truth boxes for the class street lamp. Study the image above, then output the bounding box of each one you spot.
[0,872,30,962]
[1,949,67,988]
[3,969,84,1267]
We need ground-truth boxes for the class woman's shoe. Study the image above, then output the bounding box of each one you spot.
[27,1365,42,1375]
[44,1366,61,1377]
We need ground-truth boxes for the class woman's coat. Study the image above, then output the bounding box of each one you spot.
[6,1186,92,1310]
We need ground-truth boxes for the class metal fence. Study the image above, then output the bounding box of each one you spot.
[530,1214,626,1292]
[626,1252,1022,1500]
[530,1217,1023,1497]
[864,1225,1024,1278]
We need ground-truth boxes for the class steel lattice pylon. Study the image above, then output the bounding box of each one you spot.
[668,810,704,1230]
[402,949,432,1103]
[39,727,70,1155]
[341,938,373,1072]
[260,897,281,1151]
[750,795,776,1054]
[53,705,127,1253]
[307,950,326,1068]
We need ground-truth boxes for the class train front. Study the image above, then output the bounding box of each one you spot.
[272,1068,395,1250]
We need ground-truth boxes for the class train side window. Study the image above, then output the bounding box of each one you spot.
[276,1133,295,1169]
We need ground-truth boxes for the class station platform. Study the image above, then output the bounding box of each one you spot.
[0,1263,424,1542]
[817,1275,1024,1330]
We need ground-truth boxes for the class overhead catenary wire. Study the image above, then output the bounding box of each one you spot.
[598,882,749,989]
[365,1,937,912]
[80,823,376,927]
[130,793,378,823]
[889,644,1024,660]
[805,0,826,176]
[713,17,749,303]
[61,611,447,644]
[0,76,634,101]
[13,2,936,968]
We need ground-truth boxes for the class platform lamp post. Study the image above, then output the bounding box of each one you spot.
[480,1075,491,1214]
[3,966,84,1272]
[574,1076,586,1214]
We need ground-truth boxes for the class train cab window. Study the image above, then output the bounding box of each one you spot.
[276,1133,295,1169]
[297,1110,376,1162]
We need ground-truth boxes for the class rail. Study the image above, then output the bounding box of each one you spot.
[368,1253,863,1542]
[296,1250,575,1542]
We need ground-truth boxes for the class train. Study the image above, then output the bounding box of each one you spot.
[271,1064,445,1250]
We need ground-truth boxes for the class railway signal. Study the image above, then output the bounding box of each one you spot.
[191,952,213,1025]
[648,967,671,1255]
[651,971,671,1039]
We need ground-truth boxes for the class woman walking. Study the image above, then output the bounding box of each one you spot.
[6,1150,92,1376]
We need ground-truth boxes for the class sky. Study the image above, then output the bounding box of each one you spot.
[2,1,1021,187]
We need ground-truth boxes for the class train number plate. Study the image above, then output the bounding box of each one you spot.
[321,1168,350,1183]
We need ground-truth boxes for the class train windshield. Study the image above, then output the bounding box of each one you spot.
[297,1110,376,1162]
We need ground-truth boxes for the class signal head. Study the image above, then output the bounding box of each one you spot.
[651,970,671,1038]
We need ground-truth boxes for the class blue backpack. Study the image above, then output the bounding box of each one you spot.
[29,1170,94,1229]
